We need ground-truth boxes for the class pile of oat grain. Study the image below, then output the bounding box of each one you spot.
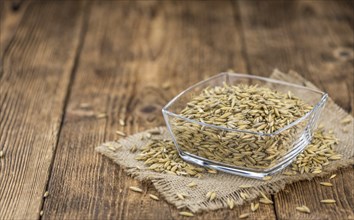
[170,84,313,169]
[135,84,341,175]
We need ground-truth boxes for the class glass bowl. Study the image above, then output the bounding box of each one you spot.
[162,73,328,179]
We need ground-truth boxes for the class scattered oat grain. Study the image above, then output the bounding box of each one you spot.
[116,130,126,137]
[312,170,322,174]
[129,186,143,193]
[206,191,212,199]
[292,130,340,174]
[320,182,333,187]
[239,213,250,219]
[259,198,273,204]
[321,199,336,204]
[149,194,159,201]
[227,198,234,209]
[296,205,310,213]
[251,202,259,212]
[177,193,185,200]
[135,139,205,177]
[187,182,197,188]
[207,169,218,174]
[317,123,324,130]
[260,192,271,201]
[210,192,217,201]
[179,211,194,217]
[239,185,252,189]
[240,192,249,200]
[262,176,272,181]
[283,171,295,176]
[329,174,337,179]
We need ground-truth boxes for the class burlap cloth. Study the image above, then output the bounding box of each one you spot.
[96,70,353,213]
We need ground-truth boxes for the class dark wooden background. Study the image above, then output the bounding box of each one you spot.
[0,0,353,219]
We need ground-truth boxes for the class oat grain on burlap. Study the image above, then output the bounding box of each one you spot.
[96,69,354,213]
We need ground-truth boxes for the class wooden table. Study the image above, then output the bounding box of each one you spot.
[1,0,353,219]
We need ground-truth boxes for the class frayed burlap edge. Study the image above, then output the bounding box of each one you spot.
[96,70,353,213]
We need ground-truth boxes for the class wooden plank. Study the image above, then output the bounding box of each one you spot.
[0,0,30,56]
[0,1,86,219]
[237,0,353,219]
[274,167,354,220]
[237,0,353,113]
[42,1,276,219]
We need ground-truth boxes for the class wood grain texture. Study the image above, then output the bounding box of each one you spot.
[42,1,276,219]
[0,1,86,219]
[0,0,352,219]
[237,0,353,219]
[0,0,30,56]
[237,0,353,113]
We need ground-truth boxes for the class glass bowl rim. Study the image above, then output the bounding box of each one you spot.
[162,72,328,137]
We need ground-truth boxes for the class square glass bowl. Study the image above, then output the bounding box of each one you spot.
[162,73,328,179]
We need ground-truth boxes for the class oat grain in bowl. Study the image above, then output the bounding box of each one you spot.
[162,73,328,178]
[173,84,312,169]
